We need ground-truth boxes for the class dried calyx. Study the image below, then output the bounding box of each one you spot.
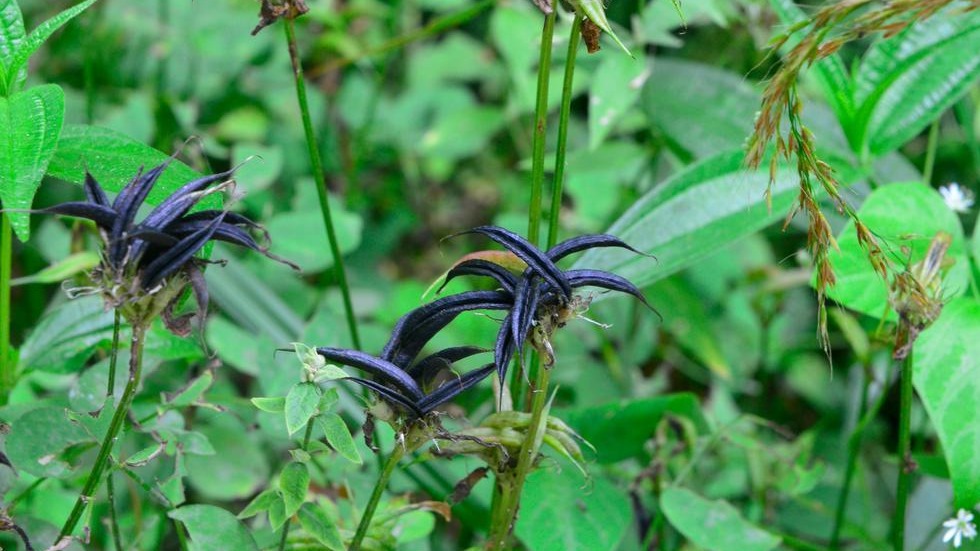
[41,157,297,330]
[315,225,652,421]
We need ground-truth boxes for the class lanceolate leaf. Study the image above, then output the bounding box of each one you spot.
[0,84,65,241]
[0,0,26,88]
[3,0,98,94]
[855,12,980,155]
[573,150,799,290]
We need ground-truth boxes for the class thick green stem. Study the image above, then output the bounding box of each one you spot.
[0,213,12,406]
[527,11,556,248]
[547,16,581,250]
[350,443,406,551]
[283,18,362,352]
[106,311,121,398]
[511,10,557,407]
[488,361,552,549]
[922,118,940,185]
[893,352,915,551]
[60,323,147,539]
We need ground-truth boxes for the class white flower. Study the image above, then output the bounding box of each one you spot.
[939,183,975,213]
[943,508,977,548]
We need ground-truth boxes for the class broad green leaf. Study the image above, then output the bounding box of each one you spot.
[855,13,980,155]
[185,416,269,501]
[4,0,97,94]
[589,52,648,149]
[421,105,505,160]
[827,182,967,319]
[646,276,731,379]
[268,497,288,531]
[572,150,799,289]
[169,505,260,551]
[298,503,344,551]
[19,295,112,374]
[279,462,310,518]
[238,488,279,519]
[206,316,276,376]
[6,406,95,478]
[318,413,361,464]
[285,382,320,436]
[661,487,781,551]
[514,466,631,551]
[165,371,213,408]
[0,0,26,87]
[10,251,99,286]
[561,393,708,463]
[914,298,980,507]
[264,198,362,273]
[642,59,757,159]
[251,396,286,414]
[0,84,64,241]
[47,124,220,211]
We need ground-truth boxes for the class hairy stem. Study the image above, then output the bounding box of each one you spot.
[488,360,552,549]
[350,443,407,551]
[0,214,12,406]
[893,351,915,551]
[61,323,147,539]
[283,18,362,352]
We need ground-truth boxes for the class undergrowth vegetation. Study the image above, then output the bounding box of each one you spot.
[0,0,978,550]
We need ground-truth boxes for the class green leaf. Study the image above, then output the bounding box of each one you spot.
[0,84,65,241]
[297,503,344,551]
[4,0,97,94]
[642,59,757,159]
[561,393,708,463]
[514,466,631,551]
[914,298,980,508]
[589,52,648,149]
[6,406,96,478]
[572,150,799,289]
[47,124,220,211]
[165,371,213,408]
[19,295,113,374]
[0,0,26,88]
[251,396,286,414]
[268,497,288,531]
[285,382,320,436]
[660,487,781,551]
[827,182,967,319]
[168,505,260,551]
[238,488,279,519]
[264,197,362,273]
[124,443,165,467]
[574,0,632,56]
[854,11,980,155]
[279,461,310,518]
[206,316,276,376]
[318,413,361,464]
[10,251,99,286]
[185,416,269,501]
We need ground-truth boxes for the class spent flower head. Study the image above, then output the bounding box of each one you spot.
[40,156,297,329]
[943,508,977,548]
[940,182,975,213]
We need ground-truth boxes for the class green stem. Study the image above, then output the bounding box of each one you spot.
[350,443,406,551]
[547,16,581,250]
[511,10,556,407]
[922,117,940,185]
[527,11,556,248]
[488,361,552,549]
[106,472,124,551]
[283,18,362,352]
[893,351,915,551]
[0,213,12,406]
[107,311,121,398]
[60,323,147,539]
